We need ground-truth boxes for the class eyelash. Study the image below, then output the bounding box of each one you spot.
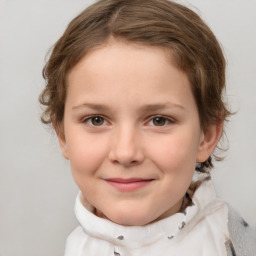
[81,115,175,127]
[147,115,174,127]
[82,115,109,126]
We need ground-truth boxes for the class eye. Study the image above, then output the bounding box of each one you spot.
[84,115,106,126]
[152,116,167,126]
[148,116,173,126]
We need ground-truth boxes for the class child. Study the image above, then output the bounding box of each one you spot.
[39,0,256,255]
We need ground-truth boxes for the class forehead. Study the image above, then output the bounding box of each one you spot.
[66,40,195,112]
[68,40,173,79]
[67,40,187,86]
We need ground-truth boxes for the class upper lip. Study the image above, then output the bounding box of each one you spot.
[104,178,154,183]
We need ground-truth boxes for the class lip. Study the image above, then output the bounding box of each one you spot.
[104,178,154,191]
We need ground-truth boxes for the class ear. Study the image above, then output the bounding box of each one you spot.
[196,122,223,163]
[54,123,69,160]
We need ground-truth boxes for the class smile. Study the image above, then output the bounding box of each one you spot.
[104,178,154,192]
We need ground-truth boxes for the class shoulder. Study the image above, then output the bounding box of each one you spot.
[227,206,256,256]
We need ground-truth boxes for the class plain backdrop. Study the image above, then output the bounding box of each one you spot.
[0,0,255,255]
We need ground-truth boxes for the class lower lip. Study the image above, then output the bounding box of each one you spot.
[105,180,153,191]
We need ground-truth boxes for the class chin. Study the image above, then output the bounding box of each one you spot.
[106,210,154,226]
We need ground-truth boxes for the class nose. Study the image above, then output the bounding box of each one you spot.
[108,125,144,167]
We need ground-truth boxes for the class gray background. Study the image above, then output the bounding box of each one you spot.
[0,0,255,255]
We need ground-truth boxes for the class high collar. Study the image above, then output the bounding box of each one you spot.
[74,180,224,249]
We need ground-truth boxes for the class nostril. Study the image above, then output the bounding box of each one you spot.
[130,160,139,165]
[111,159,139,166]
[109,152,144,166]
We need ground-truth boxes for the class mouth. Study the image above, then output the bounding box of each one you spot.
[104,178,154,191]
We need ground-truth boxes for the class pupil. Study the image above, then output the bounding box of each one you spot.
[92,116,104,126]
[153,117,166,126]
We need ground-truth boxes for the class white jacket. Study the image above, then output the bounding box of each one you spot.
[65,180,256,256]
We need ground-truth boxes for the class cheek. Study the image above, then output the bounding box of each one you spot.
[148,133,199,173]
[67,133,109,177]
[67,135,109,197]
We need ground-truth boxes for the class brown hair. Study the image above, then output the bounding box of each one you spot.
[39,0,231,173]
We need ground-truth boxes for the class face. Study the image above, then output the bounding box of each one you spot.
[59,40,218,226]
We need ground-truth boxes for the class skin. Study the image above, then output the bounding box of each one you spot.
[58,39,222,226]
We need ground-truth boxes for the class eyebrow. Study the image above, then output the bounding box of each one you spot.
[72,103,110,111]
[72,102,185,112]
[140,103,185,112]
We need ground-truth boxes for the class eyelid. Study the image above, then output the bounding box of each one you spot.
[146,115,175,126]
[81,114,110,126]
[80,114,175,127]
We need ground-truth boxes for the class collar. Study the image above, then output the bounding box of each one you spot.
[74,180,222,249]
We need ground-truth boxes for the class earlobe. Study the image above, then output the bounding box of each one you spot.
[196,122,223,163]
[55,123,69,160]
